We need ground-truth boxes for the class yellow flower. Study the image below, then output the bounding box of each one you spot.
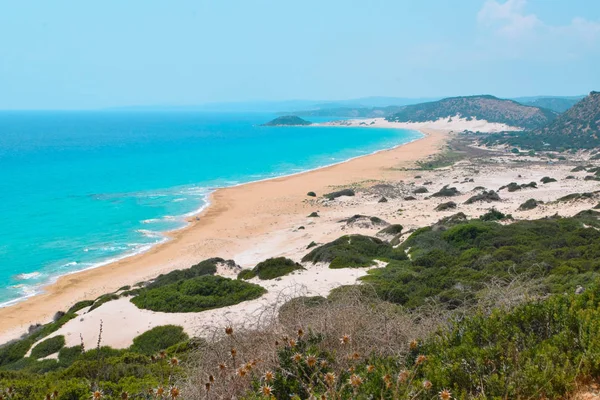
[205,382,211,392]
[409,339,418,350]
[260,385,273,396]
[218,362,227,371]
[236,367,248,377]
[415,354,427,365]
[120,392,129,400]
[288,339,297,348]
[366,364,375,373]
[397,370,409,383]
[423,380,432,390]
[324,372,336,386]
[225,326,233,335]
[209,374,215,383]
[245,361,253,371]
[351,352,360,360]
[383,374,392,389]
[159,351,167,359]
[320,359,328,368]
[230,348,237,357]
[348,374,363,388]
[439,389,452,400]
[339,334,351,345]
[297,328,304,338]
[306,354,318,367]
[264,370,275,382]
[91,390,103,399]
[155,387,165,396]
[292,352,303,363]
[170,357,179,366]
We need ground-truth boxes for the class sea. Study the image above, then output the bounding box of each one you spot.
[0,111,422,306]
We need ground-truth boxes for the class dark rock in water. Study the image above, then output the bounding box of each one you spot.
[378,196,388,203]
[465,190,501,204]
[324,189,355,200]
[431,185,460,197]
[435,201,457,211]
[404,196,417,201]
[413,187,429,194]
[263,116,312,126]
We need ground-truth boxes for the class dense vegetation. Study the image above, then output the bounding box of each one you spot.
[240,286,600,399]
[129,325,189,355]
[361,215,600,308]
[239,257,305,280]
[386,95,557,129]
[30,335,65,359]
[520,95,583,112]
[131,275,266,313]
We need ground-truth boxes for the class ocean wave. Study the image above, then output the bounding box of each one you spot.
[14,272,42,280]
[136,229,165,239]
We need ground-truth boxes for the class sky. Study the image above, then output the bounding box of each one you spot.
[0,0,599,109]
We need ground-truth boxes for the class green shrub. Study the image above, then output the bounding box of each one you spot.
[540,176,557,184]
[519,198,542,210]
[377,224,403,237]
[252,257,304,280]
[464,190,500,204]
[67,300,94,314]
[306,191,316,197]
[131,275,266,313]
[479,208,512,221]
[89,293,119,311]
[431,185,459,197]
[237,269,257,280]
[434,201,456,211]
[412,187,428,194]
[147,257,230,289]
[30,336,65,359]
[557,192,595,202]
[129,325,189,355]
[307,212,319,218]
[302,235,407,269]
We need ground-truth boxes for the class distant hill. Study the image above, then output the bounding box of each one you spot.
[533,91,600,147]
[482,91,600,150]
[385,95,558,129]
[262,116,312,126]
[285,105,404,118]
[518,96,585,113]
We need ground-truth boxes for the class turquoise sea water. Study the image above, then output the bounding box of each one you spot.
[0,111,422,306]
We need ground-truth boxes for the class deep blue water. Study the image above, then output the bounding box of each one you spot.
[0,111,421,306]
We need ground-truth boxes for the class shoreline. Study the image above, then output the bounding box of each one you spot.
[0,127,422,310]
[0,124,447,343]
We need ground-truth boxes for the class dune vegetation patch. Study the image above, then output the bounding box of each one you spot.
[129,325,189,355]
[131,275,266,313]
[302,234,407,269]
[250,257,305,280]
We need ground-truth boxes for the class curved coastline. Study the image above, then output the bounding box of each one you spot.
[0,126,448,343]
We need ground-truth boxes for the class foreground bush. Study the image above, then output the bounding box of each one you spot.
[129,325,189,355]
[131,275,266,312]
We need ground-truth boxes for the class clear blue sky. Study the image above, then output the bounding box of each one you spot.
[0,0,599,109]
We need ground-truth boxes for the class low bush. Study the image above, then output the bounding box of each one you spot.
[89,293,119,311]
[434,201,456,211]
[519,198,542,210]
[431,185,460,197]
[147,257,231,289]
[302,235,407,269]
[306,191,316,197]
[413,187,428,194]
[131,275,267,313]
[464,190,500,204]
[237,269,257,280]
[540,176,557,184]
[252,257,304,280]
[129,325,189,355]
[557,192,596,202]
[479,208,512,221]
[307,212,319,218]
[30,335,65,359]
[324,189,355,200]
[376,224,403,237]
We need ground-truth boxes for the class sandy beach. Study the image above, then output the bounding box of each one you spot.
[0,122,448,344]
[3,117,599,350]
